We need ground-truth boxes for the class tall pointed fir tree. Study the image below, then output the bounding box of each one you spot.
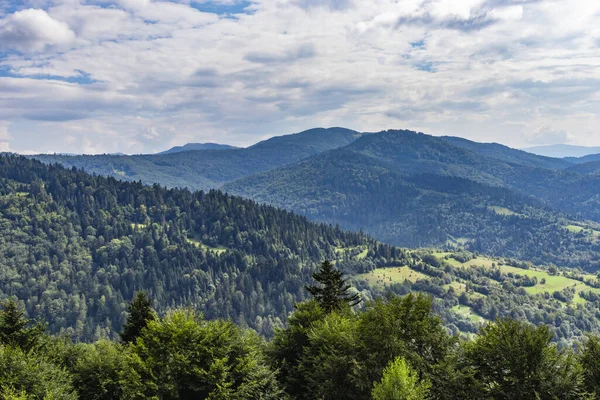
[120,292,157,344]
[0,298,44,351]
[305,260,361,313]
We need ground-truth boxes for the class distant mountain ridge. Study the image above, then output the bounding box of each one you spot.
[224,129,600,269]
[31,127,600,270]
[158,142,238,154]
[522,144,600,158]
[443,136,572,170]
[32,127,363,191]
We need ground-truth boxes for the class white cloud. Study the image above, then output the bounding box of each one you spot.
[0,8,75,52]
[487,5,523,22]
[527,126,573,145]
[0,121,10,152]
[0,0,599,153]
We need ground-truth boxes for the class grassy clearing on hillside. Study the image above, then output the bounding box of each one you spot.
[336,245,369,260]
[488,206,521,216]
[565,224,600,238]
[186,238,228,255]
[434,253,600,303]
[452,304,487,323]
[355,266,429,287]
[357,265,489,325]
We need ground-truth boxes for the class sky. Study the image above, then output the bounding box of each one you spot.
[0,0,599,154]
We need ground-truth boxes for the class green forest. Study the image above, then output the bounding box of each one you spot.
[6,149,600,398]
[3,155,600,345]
[34,128,600,271]
[0,154,410,340]
[4,262,600,400]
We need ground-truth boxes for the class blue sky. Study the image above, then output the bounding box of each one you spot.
[0,0,599,154]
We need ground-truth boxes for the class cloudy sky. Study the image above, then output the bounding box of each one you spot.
[0,0,599,154]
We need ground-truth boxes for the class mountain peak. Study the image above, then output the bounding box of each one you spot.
[158,142,238,155]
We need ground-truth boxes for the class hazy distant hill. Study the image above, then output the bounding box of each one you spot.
[225,130,600,269]
[523,144,600,158]
[565,153,600,164]
[158,142,238,154]
[567,160,600,174]
[443,136,572,170]
[32,127,600,269]
[33,127,363,191]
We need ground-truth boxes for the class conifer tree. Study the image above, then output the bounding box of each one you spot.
[120,292,156,344]
[0,298,44,351]
[305,260,361,312]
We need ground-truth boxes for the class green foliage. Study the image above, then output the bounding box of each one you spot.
[0,154,400,340]
[2,295,600,400]
[305,260,361,312]
[0,299,43,352]
[580,335,600,396]
[464,318,585,399]
[267,300,325,398]
[298,312,363,399]
[130,309,284,399]
[371,357,430,400]
[357,293,452,393]
[0,345,76,400]
[68,340,138,400]
[271,293,452,399]
[120,292,156,344]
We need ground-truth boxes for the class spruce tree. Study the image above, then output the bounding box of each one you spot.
[120,292,156,344]
[0,298,44,351]
[305,260,361,312]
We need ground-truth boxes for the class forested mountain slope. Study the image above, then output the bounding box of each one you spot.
[441,135,572,170]
[336,130,600,220]
[0,154,401,340]
[32,127,363,191]
[567,160,600,175]
[3,155,600,345]
[224,147,600,269]
[32,128,600,270]
[225,131,600,270]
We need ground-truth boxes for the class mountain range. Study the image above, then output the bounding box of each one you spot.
[158,142,238,154]
[523,144,600,158]
[32,128,600,270]
[4,154,600,345]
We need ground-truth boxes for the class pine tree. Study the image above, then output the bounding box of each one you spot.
[0,298,44,351]
[120,292,157,344]
[305,260,361,313]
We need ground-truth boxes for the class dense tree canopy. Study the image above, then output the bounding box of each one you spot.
[2,291,599,399]
[0,154,402,340]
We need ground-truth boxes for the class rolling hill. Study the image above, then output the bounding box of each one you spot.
[224,145,600,269]
[158,142,238,154]
[32,127,363,191]
[441,136,572,170]
[523,144,600,158]
[3,154,600,344]
[0,154,398,340]
[566,153,600,164]
[32,128,600,270]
